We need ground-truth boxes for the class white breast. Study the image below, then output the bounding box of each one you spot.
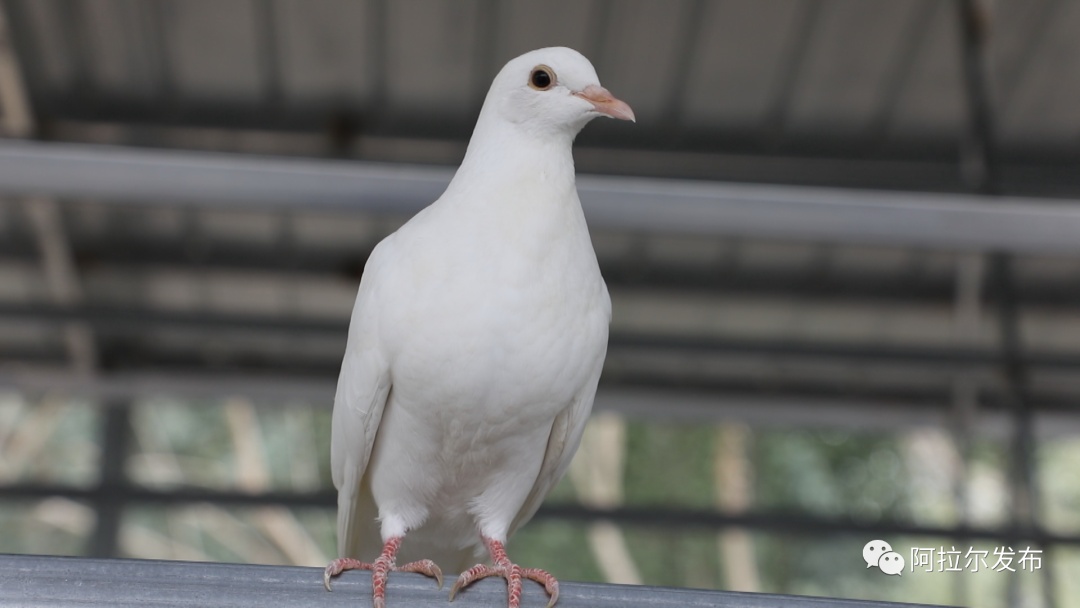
[359,178,609,559]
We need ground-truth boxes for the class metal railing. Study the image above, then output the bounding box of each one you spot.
[0,554,949,607]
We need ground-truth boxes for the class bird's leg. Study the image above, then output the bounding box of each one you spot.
[323,536,443,608]
[449,536,559,608]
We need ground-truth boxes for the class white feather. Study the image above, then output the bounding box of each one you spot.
[330,47,619,574]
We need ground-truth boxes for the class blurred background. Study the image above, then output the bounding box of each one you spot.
[0,1,1078,607]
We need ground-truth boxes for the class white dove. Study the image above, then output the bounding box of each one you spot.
[323,47,634,608]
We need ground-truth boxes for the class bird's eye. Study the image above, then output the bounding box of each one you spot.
[529,65,555,91]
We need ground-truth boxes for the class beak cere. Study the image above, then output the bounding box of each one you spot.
[575,84,636,122]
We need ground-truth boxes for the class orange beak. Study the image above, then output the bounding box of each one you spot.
[575,84,636,122]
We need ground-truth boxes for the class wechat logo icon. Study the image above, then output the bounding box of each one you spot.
[864,540,905,576]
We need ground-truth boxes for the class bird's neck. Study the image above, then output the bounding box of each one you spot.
[446,113,579,204]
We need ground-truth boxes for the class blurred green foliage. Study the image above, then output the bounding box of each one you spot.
[0,391,1076,607]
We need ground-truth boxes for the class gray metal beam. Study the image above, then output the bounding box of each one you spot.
[3,366,1080,438]
[2,140,1080,254]
[8,302,1080,372]
[7,229,1080,307]
[0,554,946,608]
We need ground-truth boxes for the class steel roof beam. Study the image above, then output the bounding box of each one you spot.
[2,140,1080,254]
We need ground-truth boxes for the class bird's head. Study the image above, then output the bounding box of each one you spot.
[484,47,635,140]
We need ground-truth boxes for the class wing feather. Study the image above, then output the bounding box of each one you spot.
[331,345,390,558]
[508,363,603,537]
[331,241,396,559]
[509,285,610,537]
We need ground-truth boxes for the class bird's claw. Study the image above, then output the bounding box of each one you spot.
[448,564,497,601]
[449,562,559,608]
[323,557,372,592]
[322,555,443,602]
[523,567,560,608]
[398,559,444,589]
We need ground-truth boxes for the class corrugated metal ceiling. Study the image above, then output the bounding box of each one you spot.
[0,0,1078,429]
[3,0,1078,174]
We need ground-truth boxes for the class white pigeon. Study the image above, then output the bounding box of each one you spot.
[323,47,634,608]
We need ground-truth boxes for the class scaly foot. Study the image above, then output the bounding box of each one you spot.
[449,537,559,608]
[323,537,442,608]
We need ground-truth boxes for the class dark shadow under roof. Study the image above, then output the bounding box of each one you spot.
[2,0,1079,194]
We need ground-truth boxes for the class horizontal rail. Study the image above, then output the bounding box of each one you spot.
[3,366,1080,437]
[1,483,1076,547]
[2,140,1080,254]
[0,554,947,607]
[4,302,1080,371]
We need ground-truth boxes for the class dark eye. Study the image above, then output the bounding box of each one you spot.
[529,65,555,91]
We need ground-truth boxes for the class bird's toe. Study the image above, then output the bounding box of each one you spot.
[448,563,501,602]
[449,562,557,608]
[323,557,373,592]
[398,559,444,589]
[521,568,559,608]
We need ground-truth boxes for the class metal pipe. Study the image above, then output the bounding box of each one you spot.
[2,140,1080,253]
[0,553,947,608]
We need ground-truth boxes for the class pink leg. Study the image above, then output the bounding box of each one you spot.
[323,537,443,608]
[449,537,560,608]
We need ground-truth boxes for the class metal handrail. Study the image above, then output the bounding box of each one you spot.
[0,554,949,607]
